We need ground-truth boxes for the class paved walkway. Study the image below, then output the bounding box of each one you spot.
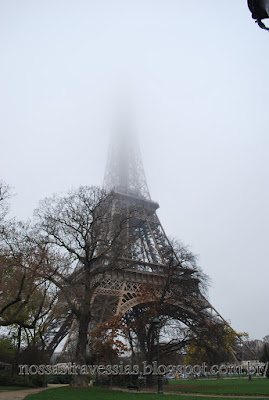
[0,384,67,400]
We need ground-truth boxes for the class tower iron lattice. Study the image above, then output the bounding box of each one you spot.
[46,129,254,362]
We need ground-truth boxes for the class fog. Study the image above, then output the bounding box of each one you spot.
[1,0,269,340]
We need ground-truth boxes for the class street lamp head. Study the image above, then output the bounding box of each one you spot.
[153,316,160,326]
[248,0,269,30]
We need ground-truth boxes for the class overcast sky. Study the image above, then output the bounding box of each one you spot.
[1,0,268,340]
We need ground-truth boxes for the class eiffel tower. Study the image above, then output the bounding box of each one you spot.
[47,127,250,361]
[92,129,221,325]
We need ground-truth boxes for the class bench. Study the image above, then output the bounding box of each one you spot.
[127,385,140,391]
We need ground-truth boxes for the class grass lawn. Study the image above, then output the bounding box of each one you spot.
[24,381,269,400]
[165,377,269,395]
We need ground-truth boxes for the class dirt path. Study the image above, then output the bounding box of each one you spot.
[0,384,67,400]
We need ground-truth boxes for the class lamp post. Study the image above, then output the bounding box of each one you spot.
[153,316,163,395]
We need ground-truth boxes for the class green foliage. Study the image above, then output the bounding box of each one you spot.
[30,374,48,387]
[47,374,71,384]
[18,344,50,365]
[0,371,33,387]
[0,386,27,390]
[0,370,48,387]
[0,337,16,364]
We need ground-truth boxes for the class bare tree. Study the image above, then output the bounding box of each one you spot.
[263,335,269,344]
[0,180,11,228]
[34,185,136,386]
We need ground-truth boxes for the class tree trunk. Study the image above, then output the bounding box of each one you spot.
[70,312,91,387]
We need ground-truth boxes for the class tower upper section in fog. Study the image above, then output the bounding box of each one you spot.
[103,124,151,201]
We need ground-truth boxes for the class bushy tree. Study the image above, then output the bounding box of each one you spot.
[89,316,129,364]
[0,187,58,367]
[0,336,16,365]
[185,322,238,366]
